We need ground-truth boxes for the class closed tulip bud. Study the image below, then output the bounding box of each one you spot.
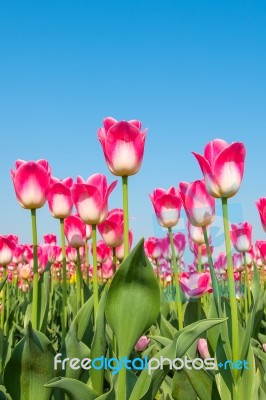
[197,339,211,359]
[11,159,51,209]
[93,240,112,264]
[230,222,252,253]
[98,208,124,248]
[179,180,215,227]
[192,139,246,198]
[71,174,117,225]
[98,117,147,176]
[0,235,16,266]
[149,187,182,228]
[64,215,86,248]
[134,336,150,352]
[47,176,73,219]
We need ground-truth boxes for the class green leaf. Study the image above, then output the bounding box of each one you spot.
[183,363,221,400]
[172,369,197,400]
[4,322,56,400]
[45,377,98,400]
[0,277,7,293]
[105,239,160,358]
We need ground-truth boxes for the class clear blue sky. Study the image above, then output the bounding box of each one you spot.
[0,0,266,258]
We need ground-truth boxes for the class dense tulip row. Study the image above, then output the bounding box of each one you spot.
[0,120,266,400]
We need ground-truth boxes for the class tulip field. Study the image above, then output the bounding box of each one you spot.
[1,118,266,400]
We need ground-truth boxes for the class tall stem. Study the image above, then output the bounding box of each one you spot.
[31,209,39,330]
[243,252,251,310]
[117,366,126,400]
[112,248,117,275]
[76,247,83,309]
[122,176,129,258]
[0,268,6,330]
[85,240,90,285]
[197,244,202,272]
[60,218,67,341]
[92,225,99,317]
[168,227,183,330]
[221,198,239,368]
[202,226,220,309]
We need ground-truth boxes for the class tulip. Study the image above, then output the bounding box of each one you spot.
[47,176,73,219]
[97,117,147,177]
[0,236,16,266]
[71,174,117,225]
[11,159,51,209]
[193,139,246,369]
[11,159,51,330]
[149,187,182,228]
[144,237,164,261]
[64,215,86,248]
[187,222,209,245]
[20,265,31,280]
[230,222,252,253]
[94,240,112,264]
[98,208,124,248]
[192,139,246,199]
[179,272,212,297]
[43,234,57,245]
[179,180,215,227]
[134,336,151,352]
[256,198,266,232]
[197,339,211,359]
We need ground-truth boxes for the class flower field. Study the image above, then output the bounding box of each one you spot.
[0,118,266,400]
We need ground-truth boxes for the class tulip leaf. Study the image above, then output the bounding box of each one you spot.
[0,277,7,293]
[183,363,221,400]
[105,239,160,358]
[45,377,98,400]
[4,322,56,400]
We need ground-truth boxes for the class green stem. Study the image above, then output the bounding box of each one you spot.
[243,253,251,311]
[0,268,6,330]
[168,227,183,330]
[122,176,129,258]
[117,365,127,400]
[202,226,220,310]
[221,198,239,370]
[92,225,99,317]
[60,218,67,341]
[197,244,202,272]
[85,240,90,285]
[76,247,83,309]
[31,209,39,330]
[112,248,117,275]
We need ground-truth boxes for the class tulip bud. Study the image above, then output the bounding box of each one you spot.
[197,338,211,359]
[134,336,150,352]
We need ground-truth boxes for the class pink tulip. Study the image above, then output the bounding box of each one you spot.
[11,159,51,209]
[66,245,85,262]
[192,139,246,198]
[144,237,164,260]
[71,174,117,225]
[256,198,266,232]
[98,117,147,176]
[179,272,212,297]
[197,339,211,359]
[64,215,86,248]
[149,187,182,228]
[0,235,16,266]
[102,258,114,280]
[187,222,210,245]
[12,244,25,264]
[232,253,244,272]
[134,336,151,352]
[256,241,266,264]
[98,208,124,248]
[230,222,252,253]
[47,176,73,219]
[179,180,215,227]
[93,240,112,264]
[43,234,57,245]
[262,344,266,353]
[116,230,133,260]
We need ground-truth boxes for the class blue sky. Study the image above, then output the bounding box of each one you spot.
[0,0,266,258]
